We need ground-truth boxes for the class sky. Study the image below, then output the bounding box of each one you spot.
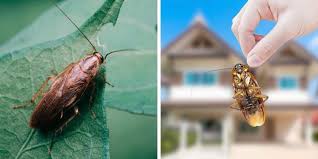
[161,0,318,57]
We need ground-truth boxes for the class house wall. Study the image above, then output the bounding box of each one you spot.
[174,58,228,71]
[168,52,313,90]
[169,54,241,85]
[255,64,309,89]
[308,61,318,79]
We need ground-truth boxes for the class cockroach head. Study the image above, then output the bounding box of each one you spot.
[234,63,248,74]
[93,52,104,64]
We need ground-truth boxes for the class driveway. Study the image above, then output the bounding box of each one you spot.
[163,143,318,159]
[231,143,318,159]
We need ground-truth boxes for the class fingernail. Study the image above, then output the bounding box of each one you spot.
[247,54,261,67]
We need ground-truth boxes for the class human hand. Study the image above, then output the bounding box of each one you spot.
[232,0,318,67]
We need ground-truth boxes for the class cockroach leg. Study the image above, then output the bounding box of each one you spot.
[49,107,80,152]
[232,92,240,99]
[102,75,115,87]
[56,107,79,133]
[232,91,244,99]
[13,76,55,109]
[250,86,261,90]
[60,111,63,119]
[12,101,33,109]
[245,76,251,86]
[31,76,55,101]
[88,82,97,119]
[230,101,241,110]
[256,94,269,102]
[105,80,115,87]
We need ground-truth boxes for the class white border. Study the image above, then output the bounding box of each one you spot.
[157,0,161,158]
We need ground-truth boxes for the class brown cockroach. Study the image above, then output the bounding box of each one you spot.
[229,63,268,127]
[194,63,268,127]
[13,1,132,152]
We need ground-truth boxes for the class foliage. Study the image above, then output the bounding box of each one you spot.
[0,0,157,157]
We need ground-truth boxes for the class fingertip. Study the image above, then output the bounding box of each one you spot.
[247,54,263,67]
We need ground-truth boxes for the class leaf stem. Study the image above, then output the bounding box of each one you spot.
[15,129,36,159]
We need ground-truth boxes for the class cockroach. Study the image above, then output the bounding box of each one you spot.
[193,63,268,127]
[13,1,133,152]
[229,63,268,127]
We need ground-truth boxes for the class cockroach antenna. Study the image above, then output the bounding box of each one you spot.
[51,0,137,59]
[50,0,97,52]
[204,67,232,73]
[104,49,138,59]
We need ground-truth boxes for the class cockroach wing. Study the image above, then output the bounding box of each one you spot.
[29,74,69,131]
[30,63,91,131]
[242,104,266,127]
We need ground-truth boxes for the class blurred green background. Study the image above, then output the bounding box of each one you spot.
[0,0,51,44]
[0,1,157,159]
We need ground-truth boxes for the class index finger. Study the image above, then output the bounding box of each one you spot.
[238,3,261,56]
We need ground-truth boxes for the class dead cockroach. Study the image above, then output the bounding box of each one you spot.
[194,63,268,127]
[13,1,133,152]
[229,63,268,127]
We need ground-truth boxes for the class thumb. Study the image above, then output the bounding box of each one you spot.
[247,19,295,67]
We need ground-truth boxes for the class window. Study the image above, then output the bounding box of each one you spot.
[202,72,217,84]
[278,76,298,90]
[184,71,218,85]
[184,72,200,85]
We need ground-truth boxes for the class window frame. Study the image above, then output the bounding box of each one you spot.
[183,70,219,86]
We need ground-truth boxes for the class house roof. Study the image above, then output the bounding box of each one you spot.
[162,16,244,60]
[162,14,317,64]
[269,41,318,64]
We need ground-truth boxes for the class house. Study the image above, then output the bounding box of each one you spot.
[161,14,318,158]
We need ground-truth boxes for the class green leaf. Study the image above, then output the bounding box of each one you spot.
[0,0,110,52]
[1,0,158,116]
[108,108,157,159]
[105,51,157,115]
[102,0,157,115]
[0,0,124,158]
[101,0,157,157]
